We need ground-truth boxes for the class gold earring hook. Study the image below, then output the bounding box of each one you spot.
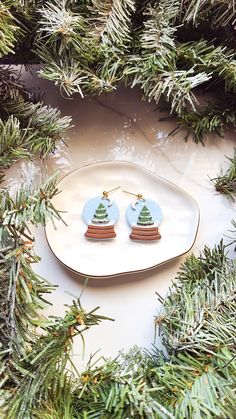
[102,186,121,198]
[123,190,144,200]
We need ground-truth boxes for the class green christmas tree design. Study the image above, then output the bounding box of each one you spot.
[92,202,109,224]
[137,205,154,226]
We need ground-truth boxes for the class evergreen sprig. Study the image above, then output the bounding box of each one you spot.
[2,237,235,418]
[38,0,87,54]
[27,0,236,142]
[0,102,71,174]
[0,171,112,419]
[0,175,64,357]
[211,149,236,200]
[36,0,135,97]
[0,116,31,170]
[2,0,236,143]
[0,1,22,58]
[172,101,236,144]
[1,3,236,418]
[0,232,56,356]
[181,0,236,28]
[3,299,111,419]
[227,219,236,250]
[0,66,72,175]
[0,66,29,101]
[88,0,135,50]
[157,242,236,356]
[0,174,65,237]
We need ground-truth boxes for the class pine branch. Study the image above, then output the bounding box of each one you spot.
[126,2,211,114]
[211,149,236,200]
[172,95,236,144]
[32,0,236,141]
[0,116,31,170]
[0,175,68,412]
[36,348,174,419]
[181,0,236,28]
[0,1,23,59]
[37,0,87,55]
[0,175,64,354]
[156,242,236,356]
[36,0,135,97]
[156,348,236,418]
[226,219,236,250]
[0,103,71,167]
[17,101,72,157]
[176,40,236,93]
[0,67,72,172]
[37,50,88,97]
[5,240,235,419]
[37,46,125,97]
[31,346,236,419]
[0,66,30,101]
[0,174,65,237]
[0,232,56,356]
[3,299,111,419]
[89,0,135,51]
[140,1,179,55]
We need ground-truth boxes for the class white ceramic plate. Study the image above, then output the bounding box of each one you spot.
[45,161,199,277]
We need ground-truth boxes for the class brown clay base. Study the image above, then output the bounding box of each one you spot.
[85,225,116,239]
[130,226,161,241]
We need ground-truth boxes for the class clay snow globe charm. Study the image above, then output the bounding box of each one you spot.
[83,190,119,240]
[126,194,163,241]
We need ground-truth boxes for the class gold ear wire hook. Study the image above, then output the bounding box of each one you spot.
[123,190,144,200]
[102,186,121,198]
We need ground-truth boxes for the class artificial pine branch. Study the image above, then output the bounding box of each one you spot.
[0,116,31,170]
[0,174,65,235]
[88,0,135,50]
[0,175,64,355]
[180,0,236,28]
[126,1,212,114]
[0,173,111,418]
[227,219,236,250]
[176,40,236,93]
[0,67,72,173]
[1,3,236,418]
[0,66,30,101]
[26,344,236,418]
[0,176,65,415]
[2,241,235,418]
[211,149,236,200]
[156,242,235,356]
[13,101,72,157]
[0,1,23,59]
[3,299,111,419]
[38,0,87,54]
[0,108,71,173]
[0,232,56,357]
[28,0,236,143]
[36,0,135,97]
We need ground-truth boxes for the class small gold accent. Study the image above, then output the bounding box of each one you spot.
[102,186,120,197]
[123,190,143,199]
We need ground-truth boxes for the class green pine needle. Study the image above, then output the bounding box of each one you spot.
[211,149,236,200]
[0,2,23,58]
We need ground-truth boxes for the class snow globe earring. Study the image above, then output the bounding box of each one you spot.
[124,191,163,241]
[83,187,120,240]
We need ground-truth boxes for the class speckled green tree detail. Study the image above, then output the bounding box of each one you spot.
[137,205,154,226]
[92,203,109,224]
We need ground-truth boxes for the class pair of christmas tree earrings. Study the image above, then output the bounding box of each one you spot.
[83,187,163,241]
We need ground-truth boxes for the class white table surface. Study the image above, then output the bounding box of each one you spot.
[5,68,235,370]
